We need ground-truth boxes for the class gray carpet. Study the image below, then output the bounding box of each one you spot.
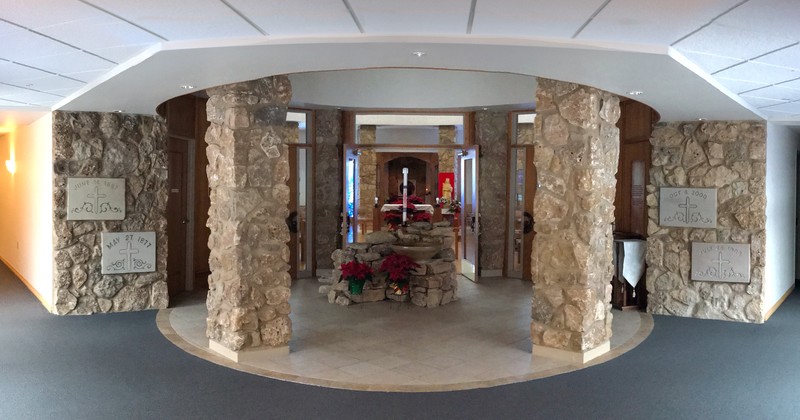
[1,260,799,420]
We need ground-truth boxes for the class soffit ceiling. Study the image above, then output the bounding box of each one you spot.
[2,0,800,126]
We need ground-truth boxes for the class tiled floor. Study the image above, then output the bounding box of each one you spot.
[160,276,652,392]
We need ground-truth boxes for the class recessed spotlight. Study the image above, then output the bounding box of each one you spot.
[180,85,195,90]
[412,51,426,57]
[112,110,124,113]
[697,118,706,121]
[628,90,644,96]
[482,107,488,111]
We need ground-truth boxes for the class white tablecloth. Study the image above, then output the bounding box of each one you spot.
[614,239,646,288]
[380,204,435,214]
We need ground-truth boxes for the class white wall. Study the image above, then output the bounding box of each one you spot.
[0,114,54,310]
[764,123,799,314]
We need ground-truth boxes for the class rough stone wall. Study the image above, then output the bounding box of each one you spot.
[52,111,169,315]
[646,121,766,323]
[314,110,343,270]
[205,76,293,351]
[531,78,619,352]
[475,111,508,271]
[438,125,456,174]
[358,125,377,218]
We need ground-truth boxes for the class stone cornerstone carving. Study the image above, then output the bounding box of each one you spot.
[53,111,169,315]
[67,178,126,220]
[691,242,750,283]
[205,76,293,352]
[646,121,765,323]
[530,78,620,353]
[659,187,717,228]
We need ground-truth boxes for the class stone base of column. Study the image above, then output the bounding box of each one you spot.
[533,341,610,365]
[209,339,289,363]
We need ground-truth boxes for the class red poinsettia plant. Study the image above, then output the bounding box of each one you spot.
[380,253,419,296]
[379,253,419,282]
[340,260,373,283]
[383,195,428,230]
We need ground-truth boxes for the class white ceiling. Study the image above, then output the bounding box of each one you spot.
[2,0,800,126]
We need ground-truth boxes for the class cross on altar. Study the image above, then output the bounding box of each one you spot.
[712,252,730,279]
[119,241,140,270]
[88,185,107,212]
[678,196,697,222]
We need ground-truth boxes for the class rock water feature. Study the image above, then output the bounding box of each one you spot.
[320,222,458,308]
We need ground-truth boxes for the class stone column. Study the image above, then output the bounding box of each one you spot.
[314,110,343,270]
[438,125,456,173]
[475,111,508,273]
[358,125,377,218]
[204,76,293,358]
[530,78,620,363]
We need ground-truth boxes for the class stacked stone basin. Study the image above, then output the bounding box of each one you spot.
[322,221,458,308]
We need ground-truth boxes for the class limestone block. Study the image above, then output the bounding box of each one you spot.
[319,285,331,294]
[335,296,351,306]
[441,290,455,305]
[328,290,337,303]
[426,289,443,308]
[427,260,454,275]
[356,252,381,263]
[365,231,396,244]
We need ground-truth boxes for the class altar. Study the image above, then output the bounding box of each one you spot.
[380,203,435,214]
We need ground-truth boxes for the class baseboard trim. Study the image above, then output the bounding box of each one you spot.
[0,255,52,313]
[533,341,610,365]
[764,284,795,321]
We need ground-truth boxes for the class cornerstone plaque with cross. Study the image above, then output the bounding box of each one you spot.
[659,187,716,228]
[67,178,125,221]
[101,232,156,274]
[691,242,750,283]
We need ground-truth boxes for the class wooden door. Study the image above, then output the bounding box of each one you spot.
[523,148,537,281]
[287,146,302,280]
[166,137,189,296]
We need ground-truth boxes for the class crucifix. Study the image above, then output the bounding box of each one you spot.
[87,185,107,213]
[119,241,140,270]
[712,251,730,279]
[678,196,697,222]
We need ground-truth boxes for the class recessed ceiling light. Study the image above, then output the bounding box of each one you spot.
[180,85,195,90]
[112,110,124,113]
[697,118,706,121]
[482,107,488,111]
[412,51,426,57]
[628,90,644,96]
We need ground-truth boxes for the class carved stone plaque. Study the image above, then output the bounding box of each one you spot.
[659,187,716,228]
[101,232,156,274]
[691,242,750,283]
[67,178,125,220]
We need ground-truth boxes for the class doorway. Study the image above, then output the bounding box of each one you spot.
[161,94,211,300]
[506,112,537,281]
[287,110,314,279]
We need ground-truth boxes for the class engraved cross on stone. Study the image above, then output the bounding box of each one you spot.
[87,186,106,213]
[119,241,139,270]
[679,197,697,222]
[712,251,730,279]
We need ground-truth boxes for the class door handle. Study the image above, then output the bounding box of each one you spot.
[181,218,189,225]
[286,211,299,233]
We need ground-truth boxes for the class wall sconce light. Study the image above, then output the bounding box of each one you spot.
[5,159,16,174]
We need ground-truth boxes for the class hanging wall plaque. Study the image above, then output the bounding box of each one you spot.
[659,187,716,228]
[101,232,156,274]
[67,178,125,220]
[691,242,750,283]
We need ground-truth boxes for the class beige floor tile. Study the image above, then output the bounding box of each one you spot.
[164,275,652,391]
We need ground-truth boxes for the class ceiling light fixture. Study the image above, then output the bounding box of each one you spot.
[112,110,124,113]
[412,51,426,57]
[698,118,707,121]
[628,90,644,96]
[180,85,195,90]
